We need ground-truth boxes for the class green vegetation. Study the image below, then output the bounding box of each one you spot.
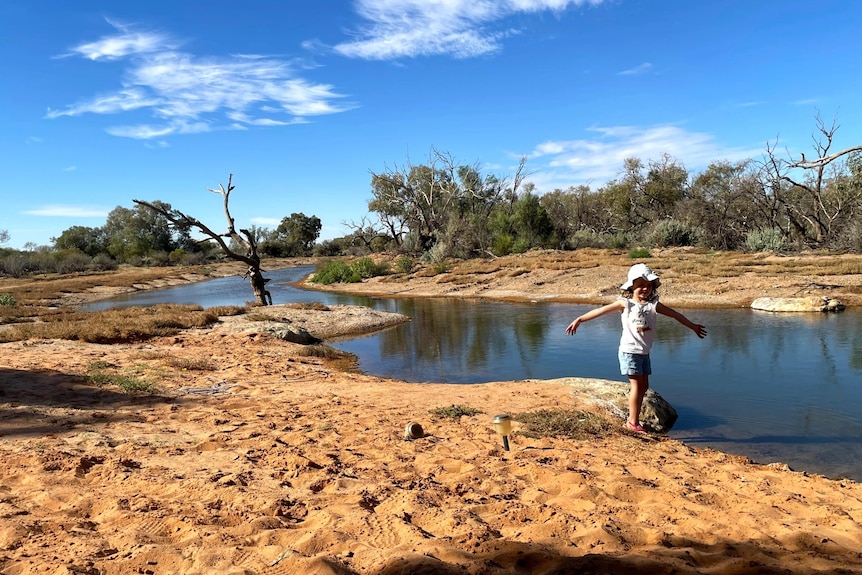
[310,260,361,284]
[0,294,15,307]
[309,257,389,284]
[745,228,786,253]
[2,117,859,284]
[87,367,157,394]
[628,247,652,259]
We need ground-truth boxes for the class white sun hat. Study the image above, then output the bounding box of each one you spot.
[621,263,661,290]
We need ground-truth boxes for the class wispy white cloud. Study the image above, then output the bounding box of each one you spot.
[105,119,212,139]
[46,88,158,118]
[24,205,109,217]
[526,124,764,191]
[25,136,43,144]
[48,20,353,139]
[62,166,77,172]
[618,62,652,76]
[335,0,604,60]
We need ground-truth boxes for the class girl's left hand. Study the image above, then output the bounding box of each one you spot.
[692,324,707,338]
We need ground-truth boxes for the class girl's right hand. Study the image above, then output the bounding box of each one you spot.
[565,319,580,335]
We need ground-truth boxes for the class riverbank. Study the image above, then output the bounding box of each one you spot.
[2,250,862,574]
[303,248,862,309]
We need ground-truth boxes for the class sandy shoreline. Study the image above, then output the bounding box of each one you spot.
[2,253,862,574]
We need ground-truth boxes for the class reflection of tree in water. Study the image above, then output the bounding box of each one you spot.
[372,301,860,385]
[376,299,547,380]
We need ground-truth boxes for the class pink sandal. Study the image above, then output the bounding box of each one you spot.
[626,421,647,433]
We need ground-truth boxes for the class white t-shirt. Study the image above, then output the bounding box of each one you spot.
[619,298,657,355]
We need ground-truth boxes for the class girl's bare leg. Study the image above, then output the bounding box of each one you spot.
[628,375,649,425]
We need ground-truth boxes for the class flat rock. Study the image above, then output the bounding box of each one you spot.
[751,296,845,312]
[531,377,679,433]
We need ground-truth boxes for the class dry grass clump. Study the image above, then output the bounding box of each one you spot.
[429,404,484,419]
[294,344,348,359]
[207,305,246,317]
[0,304,222,344]
[86,360,158,394]
[163,357,218,371]
[288,302,331,311]
[291,344,358,372]
[514,408,615,440]
[129,350,215,371]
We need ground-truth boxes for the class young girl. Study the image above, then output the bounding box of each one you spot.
[565,263,707,433]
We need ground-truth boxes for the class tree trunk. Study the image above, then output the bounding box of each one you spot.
[246,265,272,306]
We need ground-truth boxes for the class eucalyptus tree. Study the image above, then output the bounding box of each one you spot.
[598,155,689,234]
[682,160,762,250]
[368,148,527,257]
[52,225,109,257]
[102,202,183,262]
[265,213,322,257]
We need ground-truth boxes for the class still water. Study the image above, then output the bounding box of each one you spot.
[87,266,862,481]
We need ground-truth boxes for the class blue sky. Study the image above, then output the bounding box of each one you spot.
[2,0,860,249]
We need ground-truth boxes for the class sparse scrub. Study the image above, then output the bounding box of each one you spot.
[649,219,704,248]
[165,357,217,371]
[567,230,609,249]
[0,304,221,343]
[87,369,156,394]
[207,305,246,317]
[350,256,387,279]
[429,404,483,419]
[745,228,786,253]
[0,294,15,307]
[289,301,331,311]
[629,247,652,259]
[394,255,414,274]
[514,408,614,439]
[294,344,349,359]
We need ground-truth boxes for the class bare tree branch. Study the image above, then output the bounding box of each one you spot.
[134,174,273,305]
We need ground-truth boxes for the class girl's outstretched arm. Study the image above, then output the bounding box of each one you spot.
[656,302,707,338]
[566,300,625,335]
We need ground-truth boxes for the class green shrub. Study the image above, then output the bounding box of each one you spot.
[90,254,118,271]
[649,219,703,248]
[607,233,631,250]
[628,247,652,259]
[511,238,531,254]
[492,234,514,256]
[350,256,386,279]
[745,228,785,253]
[567,230,608,249]
[394,255,414,274]
[0,294,15,307]
[310,260,360,284]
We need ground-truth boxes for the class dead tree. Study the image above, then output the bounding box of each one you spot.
[762,115,862,246]
[133,174,272,306]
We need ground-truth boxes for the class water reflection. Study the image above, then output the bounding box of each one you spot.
[85,266,862,480]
